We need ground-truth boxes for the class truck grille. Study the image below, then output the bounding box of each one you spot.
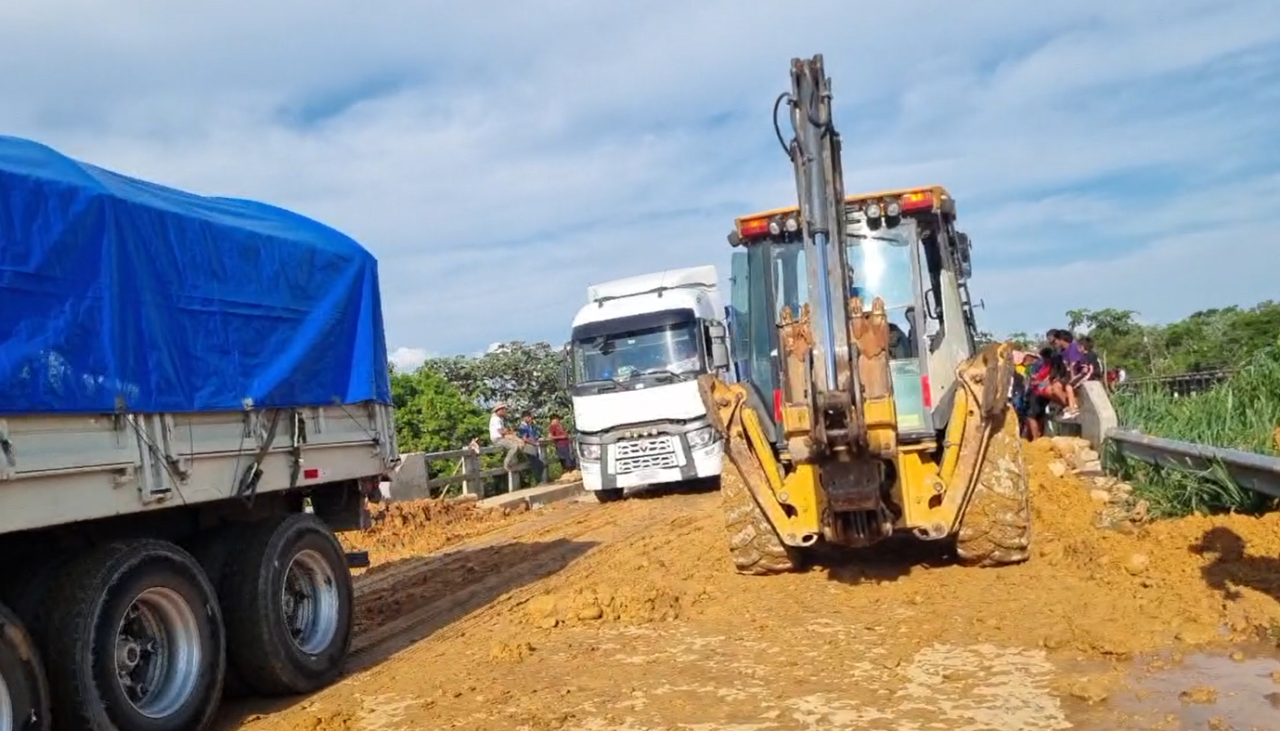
[613,436,678,474]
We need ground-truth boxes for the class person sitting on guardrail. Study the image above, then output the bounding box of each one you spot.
[1078,336,1103,382]
[488,403,524,471]
[516,411,547,484]
[1026,345,1080,437]
[1048,330,1082,420]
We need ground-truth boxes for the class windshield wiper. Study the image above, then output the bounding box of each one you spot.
[576,379,620,392]
[847,232,900,243]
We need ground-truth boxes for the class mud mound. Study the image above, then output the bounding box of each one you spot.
[1007,437,1280,655]
[508,489,732,632]
[557,469,581,483]
[340,496,528,568]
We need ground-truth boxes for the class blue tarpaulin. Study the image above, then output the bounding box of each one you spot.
[0,135,392,414]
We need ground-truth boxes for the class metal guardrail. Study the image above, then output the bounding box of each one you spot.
[389,437,569,501]
[1112,369,1235,398]
[1105,428,1280,499]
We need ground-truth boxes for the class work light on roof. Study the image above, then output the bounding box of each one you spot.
[886,200,901,217]
[784,216,799,233]
[768,219,782,236]
[865,202,882,219]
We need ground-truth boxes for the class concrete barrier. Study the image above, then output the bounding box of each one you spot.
[479,480,585,510]
[1048,380,1118,451]
[387,452,431,502]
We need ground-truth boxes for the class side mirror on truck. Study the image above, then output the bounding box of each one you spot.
[707,322,730,371]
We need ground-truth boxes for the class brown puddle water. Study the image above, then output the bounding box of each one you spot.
[1071,646,1280,730]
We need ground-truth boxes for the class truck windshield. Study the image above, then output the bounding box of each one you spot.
[574,321,704,384]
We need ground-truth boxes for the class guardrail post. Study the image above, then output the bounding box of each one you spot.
[507,469,518,493]
[461,450,481,497]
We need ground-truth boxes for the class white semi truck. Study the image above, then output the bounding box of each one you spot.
[565,265,730,502]
[0,136,398,731]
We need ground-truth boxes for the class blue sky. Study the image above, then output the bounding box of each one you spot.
[3,1,1278,370]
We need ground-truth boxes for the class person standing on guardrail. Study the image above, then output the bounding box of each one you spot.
[489,403,524,471]
[517,410,547,484]
[547,413,576,472]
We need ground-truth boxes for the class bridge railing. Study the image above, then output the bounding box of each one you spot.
[1112,369,1235,398]
[387,437,574,502]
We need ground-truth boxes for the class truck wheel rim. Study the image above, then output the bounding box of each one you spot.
[114,587,203,719]
[0,665,13,731]
[282,549,340,655]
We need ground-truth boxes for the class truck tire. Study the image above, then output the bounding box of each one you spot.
[956,407,1032,567]
[220,513,353,696]
[0,553,73,643]
[0,601,51,731]
[42,540,225,731]
[187,525,253,699]
[721,469,798,576]
[594,488,624,503]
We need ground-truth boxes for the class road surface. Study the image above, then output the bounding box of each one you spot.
[218,440,1280,731]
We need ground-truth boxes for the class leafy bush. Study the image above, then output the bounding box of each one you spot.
[1110,345,1280,516]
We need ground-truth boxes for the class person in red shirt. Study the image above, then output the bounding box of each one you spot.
[547,414,576,472]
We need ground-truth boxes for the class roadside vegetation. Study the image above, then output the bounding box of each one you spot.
[1109,344,1280,517]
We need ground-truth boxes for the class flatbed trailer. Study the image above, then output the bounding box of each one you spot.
[0,136,399,731]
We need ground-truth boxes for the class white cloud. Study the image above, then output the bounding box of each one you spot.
[388,347,431,372]
[2,0,1278,354]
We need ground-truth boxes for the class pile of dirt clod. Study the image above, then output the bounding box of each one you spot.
[1016,437,1280,655]
[519,580,707,629]
[340,496,528,569]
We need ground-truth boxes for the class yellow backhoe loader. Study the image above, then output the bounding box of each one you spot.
[700,54,1030,575]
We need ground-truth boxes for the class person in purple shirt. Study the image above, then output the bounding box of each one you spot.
[1049,329,1082,419]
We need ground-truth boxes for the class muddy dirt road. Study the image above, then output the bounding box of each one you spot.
[221,440,1280,731]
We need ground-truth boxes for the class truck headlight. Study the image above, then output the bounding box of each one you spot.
[579,443,601,461]
[687,426,717,449]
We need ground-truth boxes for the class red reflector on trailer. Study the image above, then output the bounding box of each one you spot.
[921,375,932,408]
[303,467,322,480]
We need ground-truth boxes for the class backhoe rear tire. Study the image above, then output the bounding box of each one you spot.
[956,407,1032,567]
[721,469,799,576]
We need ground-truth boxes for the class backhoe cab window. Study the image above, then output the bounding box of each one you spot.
[845,222,917,356]
[846,218,932,434]
[573,320,704,385]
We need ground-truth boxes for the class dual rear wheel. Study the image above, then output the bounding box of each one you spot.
[1,512,353,731]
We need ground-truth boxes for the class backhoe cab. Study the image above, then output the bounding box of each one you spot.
[698,55,1030,575]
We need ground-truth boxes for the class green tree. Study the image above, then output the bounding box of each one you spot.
[1005,331,1037,350]
[421,340,571,423]
[390,368,488,454]
[1041,301,1280,377]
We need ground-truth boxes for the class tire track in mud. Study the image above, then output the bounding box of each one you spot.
[227,449,1280,731]
[347,492,701,670]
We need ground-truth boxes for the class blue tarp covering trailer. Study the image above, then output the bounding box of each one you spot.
[0,135,392,414]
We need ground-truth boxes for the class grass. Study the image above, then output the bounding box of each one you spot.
[1109,345,1280,517]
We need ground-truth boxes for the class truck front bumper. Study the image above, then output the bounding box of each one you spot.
[580,427,723,492]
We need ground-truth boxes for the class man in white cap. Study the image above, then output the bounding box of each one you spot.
[489,403,523,471]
